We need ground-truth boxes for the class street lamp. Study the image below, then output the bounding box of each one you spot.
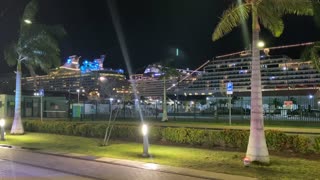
[77,89,80,103]
[76,89,85,103]
[141,124,149,157]
[24,19,32,24]
[34,90,44,122]
[155,100,159,119]
[0,119,5,141]
[257,40,265,48]
[109,98,114,113]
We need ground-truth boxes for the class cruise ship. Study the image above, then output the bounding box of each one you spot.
[22,55,129,99]
[184,55,320,97]
[130,64,203,98]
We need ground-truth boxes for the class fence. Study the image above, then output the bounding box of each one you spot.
[7,95,320,123]
[71,96,320,123]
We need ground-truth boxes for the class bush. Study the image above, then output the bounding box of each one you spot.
[219,129,249,149]
[265,130,289,151]
[162,127,188,144]
[289,135,312,153]
[185,129,207,146]
[22,120,319,154]
[313,137,320,153]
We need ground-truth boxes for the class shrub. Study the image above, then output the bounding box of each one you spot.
[289,135,312,153]
[265,130,289,151]
[219,129,249,149]
[185,129,207,146]
[162,127,188,144]
[313,137,320,153]
[21,120,319,154]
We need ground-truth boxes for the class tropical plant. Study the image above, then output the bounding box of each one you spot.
[301,3,320,71]
[213,0,313,163]
[158,60,180,122]
[301,42,320,71]
[4,0,65,134]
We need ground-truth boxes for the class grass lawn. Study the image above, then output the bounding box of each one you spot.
[1,132,320,179]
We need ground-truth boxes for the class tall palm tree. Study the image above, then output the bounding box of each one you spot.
[213,0,313,163]
[158,60,180,122]
[4,0,65,134]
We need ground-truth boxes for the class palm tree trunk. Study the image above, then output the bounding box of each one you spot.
[246,3,269,163]
[162,77,168,121]
[11,61,24,134]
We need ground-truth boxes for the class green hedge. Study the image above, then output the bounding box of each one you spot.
[23,120,320,154]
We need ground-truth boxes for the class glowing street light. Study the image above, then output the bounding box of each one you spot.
[99,76,106,81]
[34,89,44,122]
[141,124,149,157]
[77,89,80,103]
[257,40,265,48]
[0,119,5,141]
[24,19,32,24]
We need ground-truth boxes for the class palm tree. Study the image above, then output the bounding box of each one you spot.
[158,60,180,122]
[213,0,313,163]
[301,42,320,71]
[4,0,65,134]
[301,3,320,71]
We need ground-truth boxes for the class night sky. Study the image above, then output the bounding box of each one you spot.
[0,0,320,74]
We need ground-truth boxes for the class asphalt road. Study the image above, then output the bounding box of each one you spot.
[0,158,92,180]
[0,147,211,180]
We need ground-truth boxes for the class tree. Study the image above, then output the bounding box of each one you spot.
[301,3,320,71]
[4,0,65,134]
[158,60,180,122]
[213,0,313,163]
[301,42,320,71]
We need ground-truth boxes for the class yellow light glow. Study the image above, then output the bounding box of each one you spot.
[0,119,5,127]
[24,19,32,24]
[257,41,265,48]
[142,124,148,136]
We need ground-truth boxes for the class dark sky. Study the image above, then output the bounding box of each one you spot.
[0,0,320,74]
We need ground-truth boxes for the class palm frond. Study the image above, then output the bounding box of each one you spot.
[213,2,251,41]
[20,0,38,30]
[267,0,313,16]
[301,42,320,71]
[258,3,284,37]
[313,1,320,28]
[4,42,18,66]
[17,21,65,73]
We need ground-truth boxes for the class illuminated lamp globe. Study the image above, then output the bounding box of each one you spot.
[257,41,265,48]
[0,119,5,127]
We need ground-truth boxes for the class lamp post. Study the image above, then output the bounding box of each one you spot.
[142,124,149,157]
[0,119,5,141]
[257,40,265,48]
[155,100,159,119]
[34,90,44,122]
[77,89,80,103]
[24,19,32,24]
[109,98,114,114]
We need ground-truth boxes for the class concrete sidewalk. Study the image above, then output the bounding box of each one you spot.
[0,145,255,180]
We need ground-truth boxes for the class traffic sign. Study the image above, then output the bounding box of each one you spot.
[226,82,233,95]
[39,89,44,96]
